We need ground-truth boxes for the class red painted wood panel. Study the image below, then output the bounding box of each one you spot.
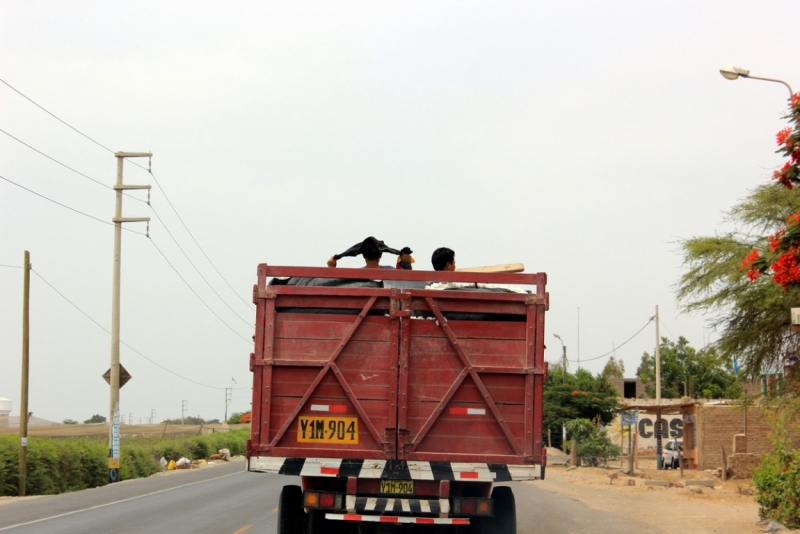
[248,264,547,466]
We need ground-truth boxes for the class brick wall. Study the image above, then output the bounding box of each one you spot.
[728,453,762,479]
[697,405,773,470]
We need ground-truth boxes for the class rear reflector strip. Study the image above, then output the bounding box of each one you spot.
[320,467,340,475]
[310,404,348,413]
[328,514,469,525]
[449,407,486,415]
[459,472,479,479]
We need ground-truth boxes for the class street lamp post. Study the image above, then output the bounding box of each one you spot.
[553,333,567,385]
[719,65,794,99]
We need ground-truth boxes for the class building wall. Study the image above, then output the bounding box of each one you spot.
[697,405,773,470]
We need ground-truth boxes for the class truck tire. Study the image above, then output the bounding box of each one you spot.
[278,485,304,534]
[491,486,516,534]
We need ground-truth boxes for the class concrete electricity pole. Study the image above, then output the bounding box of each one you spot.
[182,400,187,425]
[19,251,31,496]
[108,152,151,483]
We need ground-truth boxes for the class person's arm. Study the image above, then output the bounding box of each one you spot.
[327,256,337,268]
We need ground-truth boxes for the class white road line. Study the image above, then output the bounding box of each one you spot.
[0,471,246,531]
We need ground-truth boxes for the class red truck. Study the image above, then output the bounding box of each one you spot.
[247,264,548,533]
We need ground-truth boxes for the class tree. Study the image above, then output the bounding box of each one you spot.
[544,367,620,443]
[83,414,106,424]
[636,336,741,399]
[62,419,78,425]
[601,356,625,381]
[677,182,800,377]
[161,416,219,425]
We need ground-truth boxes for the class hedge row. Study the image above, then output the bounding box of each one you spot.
[0,429,248,497]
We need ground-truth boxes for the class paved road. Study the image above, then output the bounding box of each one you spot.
[0,461,653,533]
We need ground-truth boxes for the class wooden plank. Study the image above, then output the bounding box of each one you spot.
[456,263,524,273]
[263,264,544,286]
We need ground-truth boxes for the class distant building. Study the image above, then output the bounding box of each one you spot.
[607,378,647,399]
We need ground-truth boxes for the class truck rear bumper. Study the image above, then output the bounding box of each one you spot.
[326,513,469,526]
[248,456,542,481]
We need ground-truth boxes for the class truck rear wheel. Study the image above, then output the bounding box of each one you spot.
[278,485,304,534]
[491,486,516,534]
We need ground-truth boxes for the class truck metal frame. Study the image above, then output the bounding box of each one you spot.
[247,264,548,533]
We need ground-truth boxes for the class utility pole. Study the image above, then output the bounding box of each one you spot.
[108,151,151,484]
[19,251,31,497]
[182,400,187,425]
[224,388,232,423]
[655,305,663,469]
[576,307,581,370]
[150,409,156,424]
[655,305,661,401]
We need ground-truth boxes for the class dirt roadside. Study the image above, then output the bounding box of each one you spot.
[533,461,764,534]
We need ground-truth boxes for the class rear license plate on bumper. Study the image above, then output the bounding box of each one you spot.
[379,480,414,495]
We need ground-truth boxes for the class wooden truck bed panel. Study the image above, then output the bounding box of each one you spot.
[249,264,547,466]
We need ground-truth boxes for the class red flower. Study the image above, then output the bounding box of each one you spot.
[742,249,760,269]
[771,249,800,289]
[788,212,800,226]
[571,390,579,395]
[772,162,795,189]
[747,268,761,281]
[792,93,800,108]
[777,127,793,147]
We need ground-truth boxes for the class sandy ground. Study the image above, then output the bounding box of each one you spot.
[536,459,764,534]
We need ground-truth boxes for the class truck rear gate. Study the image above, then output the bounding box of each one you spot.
[247,265,548,532]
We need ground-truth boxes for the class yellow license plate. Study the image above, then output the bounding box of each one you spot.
[380,480,414,495]
[297,416,358,444]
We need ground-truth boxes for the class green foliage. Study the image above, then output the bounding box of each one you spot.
[544,367,621,439]
[0,434,107,496]
[160,416,219,425]
[62,419,78,425]
[565,418,621,468]
[752,414,800,527]
[601,356,625,381]
[636,336,741,399]
[0,430,249,496]
[677,183,800,377]
[83,414,107,424]
[227,412,246,424]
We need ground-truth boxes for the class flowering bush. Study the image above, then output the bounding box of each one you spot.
[752,414,800,527]
[742,94,800,289]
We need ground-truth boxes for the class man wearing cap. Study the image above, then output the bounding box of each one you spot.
[327,237,402,269]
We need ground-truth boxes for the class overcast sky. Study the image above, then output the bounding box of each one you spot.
[2,2,798,424]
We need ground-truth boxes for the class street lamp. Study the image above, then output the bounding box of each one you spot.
[553,333,567,385]
[719,65,794,99]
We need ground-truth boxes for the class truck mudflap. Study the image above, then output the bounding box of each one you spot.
[326,514,470,526]
[248,456,542,481]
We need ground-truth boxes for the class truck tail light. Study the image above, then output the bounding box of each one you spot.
[304,492,319,508]
[304,491,343,510]
[452,498,492,516]
[320,493,335,508]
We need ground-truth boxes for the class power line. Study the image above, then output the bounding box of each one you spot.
[0,127,146,203]
[569,316,655,363]
[148,169,254,310]
[1,77,251,311]
[0,264,23,269]
[1,172,250,344]
[0,77,117,156]
[31,268,229,390]
[0,174,147,236]
[149,205,252,327]
[148,236,251,344]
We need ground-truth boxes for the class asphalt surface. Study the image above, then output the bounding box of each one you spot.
[0,460,653,533]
